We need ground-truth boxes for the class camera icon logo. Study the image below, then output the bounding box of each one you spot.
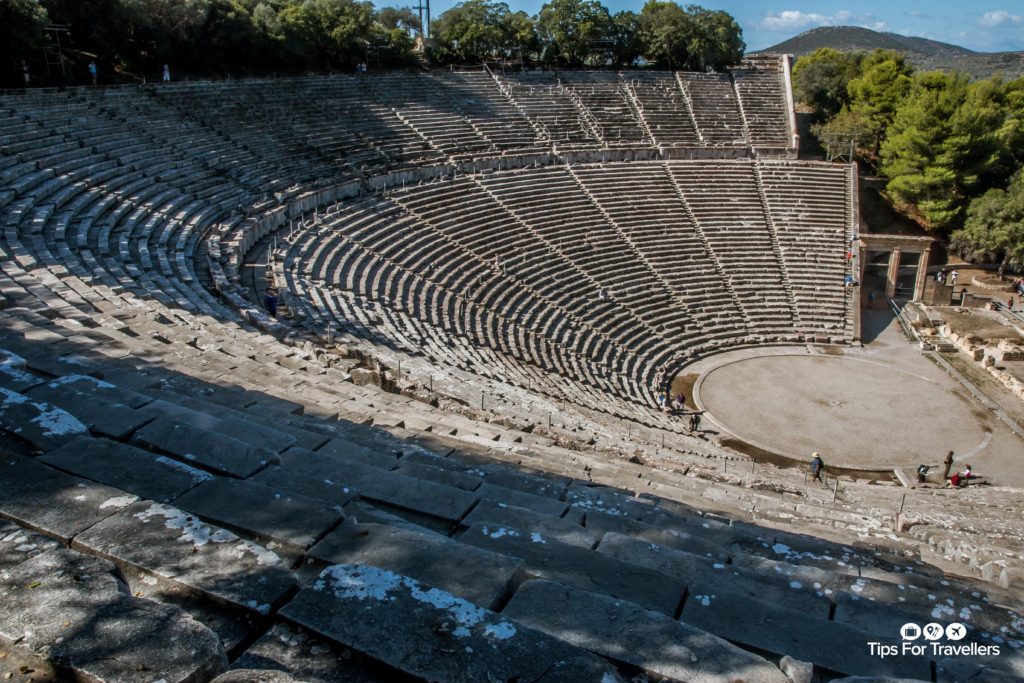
[900,623,922,641]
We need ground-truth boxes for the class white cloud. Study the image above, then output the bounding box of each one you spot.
[759,10,887,33]
[978,11,1022,27]
[760,10,831,31]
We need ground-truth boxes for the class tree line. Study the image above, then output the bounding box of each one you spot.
[793,48,1024,272]
[2,0,743,87]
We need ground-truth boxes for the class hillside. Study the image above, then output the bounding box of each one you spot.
[755,26,1024,79]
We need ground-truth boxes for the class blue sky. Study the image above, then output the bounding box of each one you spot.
[421,0,1024,53]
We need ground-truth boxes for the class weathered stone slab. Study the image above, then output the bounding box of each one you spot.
[461,522,684,616]
[73,500,298,616]
[477,482,568,516]
[680,591,931,680]
[0,453,136,541]
[0,348,44,392]
[462,499,596,548]
[309,520,524,610]
[216,416,297,454]
[0,386,88,452]
[251,465,357,510]
[133,417,272,477]
[0,544,227,682]
[937,657,1020,683]
[394,461,484,490]
[505,579,789,683]
[26,375,155,439]
[565,483,657,520]
[597,532,831,618]
[280,564,623,683]
[211,670,304,683]
[231,623,385,683]
[585,510,731,561]
[174,477,343,550]
[277,456,477,522]
[316,437,399,467]
[40,435,210,503]
[0,518,60,568]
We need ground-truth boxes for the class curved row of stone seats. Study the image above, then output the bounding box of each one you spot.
[496,72,599,147]
[557,72,649,145]
[627,72,702,147]
[273,193,663,415]
[730,60,793,150]
[758,162,854,335]
[679,72,748,146]
[1,340,1020,680]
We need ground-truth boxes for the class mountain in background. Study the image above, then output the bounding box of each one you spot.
[754,26,1024,79]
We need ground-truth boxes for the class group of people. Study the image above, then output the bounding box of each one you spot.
[23,60,172,87]
[810,450,974,488]
[934,269,959,287]
[656,388,702,432]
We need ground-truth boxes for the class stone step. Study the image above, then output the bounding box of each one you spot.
[0,531,227,682]
[504,579,790,683]
[26,374,155,438]
[276,452,478,523]
[680,590,931,679]
[597,531,832,618]
[230,623,407,682]
[0,452,136,542]
[132,416,273,478]
[39,435,211,503]
[72,500,299,617]
[308,519,524,610]
[0,386,88,453]
[173,476,343,551]
[279,564,624,682]
[460,521,685,616]
[462,499,597,548]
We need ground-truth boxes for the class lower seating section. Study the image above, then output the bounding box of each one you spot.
[0,338,1021,681]
[274,160,854,418]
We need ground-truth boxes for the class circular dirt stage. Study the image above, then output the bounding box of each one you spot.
[695,353,993,470]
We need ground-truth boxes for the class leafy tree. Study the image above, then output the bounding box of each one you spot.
[846,49,913,151]
[537,0,611,66]
[1,0,49,86]
[608,10,641,67]
[792,48,861,119]
[881,72,1014,229]
[952,171,1024,277]
[638,2,741,71]
[376,6,420,33]
[278,0,376,68]
[431,0,512,63]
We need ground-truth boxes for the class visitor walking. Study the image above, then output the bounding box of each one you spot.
[810,452,824,483]
[88,60,97,85]
[950,269,959,287]
[689,412,701,432]
[162,64,171,82]
[916,464,929,484]
[22,61,30,87]
[942,450,954,480]
[263,288,278,318]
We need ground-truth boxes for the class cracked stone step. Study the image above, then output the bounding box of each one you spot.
[280,563,624,683]
[230,623,400,683]
[26,373,153,414]
[460,521,685,616]
[72,500,299,616]
[308,519,525,609]
[173,476,344,550]
[0,453,137,541]
[0,386,88,453]
[461,499,597,548]
[504,579,790,683]
[39,435,211,503]
[0,536,227,682]
[680,590,931,680]
[132,416,273,477]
